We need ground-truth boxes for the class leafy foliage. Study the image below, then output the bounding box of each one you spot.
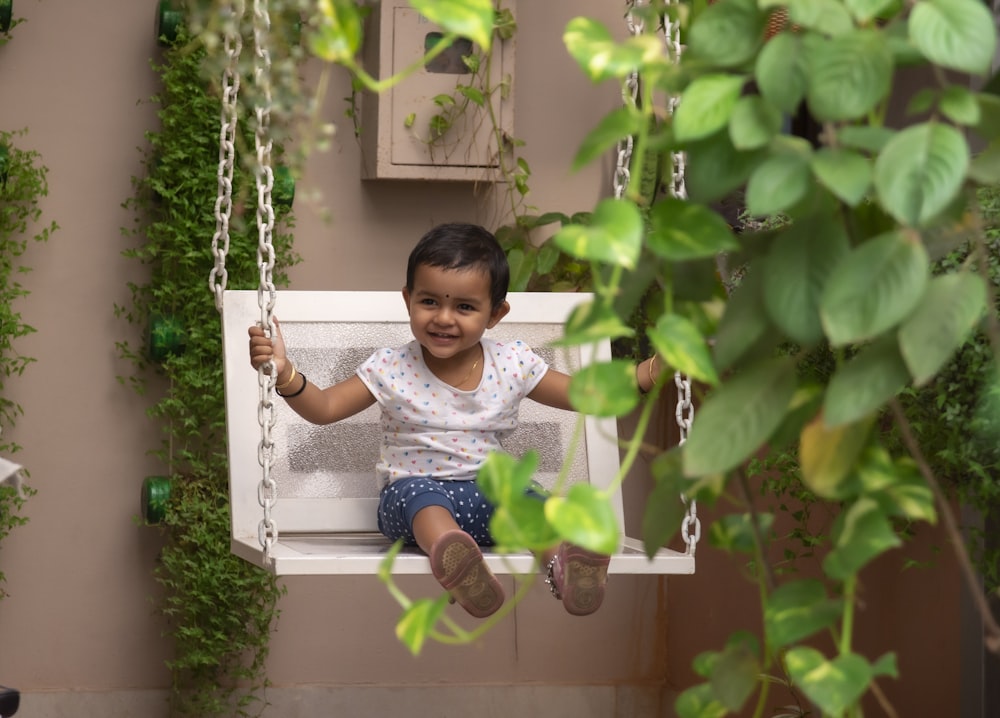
[118,18,298,717]
[0,129,56,599]
[187,0,1000,714]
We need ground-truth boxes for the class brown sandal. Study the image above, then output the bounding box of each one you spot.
[545,543,610,616]
[429,530,504,618]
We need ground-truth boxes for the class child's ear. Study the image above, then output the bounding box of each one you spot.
[401,286,411,311]
[486,301,510,328]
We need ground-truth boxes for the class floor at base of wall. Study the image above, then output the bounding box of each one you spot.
[13,684,680,717]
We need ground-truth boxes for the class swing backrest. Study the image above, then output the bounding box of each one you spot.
[221,290,695,576]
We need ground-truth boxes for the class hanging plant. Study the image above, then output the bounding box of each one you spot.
[118,10,300,716]
[0,129,57,599]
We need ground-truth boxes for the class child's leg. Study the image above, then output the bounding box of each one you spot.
[378,478,503,618]
[416,507,504,619]
[412,505,462,553]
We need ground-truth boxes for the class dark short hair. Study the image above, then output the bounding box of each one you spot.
[406,223,510,310]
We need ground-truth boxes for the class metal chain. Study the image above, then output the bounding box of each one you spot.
[664,0,699,555]
[675,371,700,554]
[618,0,700,556]
[253,0,279,565]
[613,3,644,200]
[209,1,244,313]
[662,2,688,202]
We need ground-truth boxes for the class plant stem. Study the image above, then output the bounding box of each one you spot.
[889,399,1000,653]
[840,573,856,656]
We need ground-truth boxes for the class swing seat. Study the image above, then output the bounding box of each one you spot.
[222,290,695,576]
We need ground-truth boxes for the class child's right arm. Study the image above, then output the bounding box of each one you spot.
[248,320,376,425]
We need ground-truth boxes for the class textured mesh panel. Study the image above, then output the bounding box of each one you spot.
[271,321,589,498]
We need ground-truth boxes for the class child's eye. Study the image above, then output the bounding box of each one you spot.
[458,303,475,312]
[420,298,437,306]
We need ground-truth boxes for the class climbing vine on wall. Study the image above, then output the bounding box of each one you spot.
[118,10,299,716]
[0,129,56,600]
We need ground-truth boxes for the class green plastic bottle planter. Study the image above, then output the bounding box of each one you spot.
[147,313,186,361]
[0,0,12,34]
[156,0,182,46]
[141,476,171,524]
[273,165,295,208]
[0,145,8,188]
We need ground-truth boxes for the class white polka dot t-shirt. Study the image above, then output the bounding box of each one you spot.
[356,338,548,488]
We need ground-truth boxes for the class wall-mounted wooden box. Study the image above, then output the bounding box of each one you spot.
[360,0,515,181]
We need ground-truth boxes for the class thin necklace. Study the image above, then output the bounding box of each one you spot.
[457,357,480,386]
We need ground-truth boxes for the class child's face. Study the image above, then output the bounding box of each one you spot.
[402,264,509,363]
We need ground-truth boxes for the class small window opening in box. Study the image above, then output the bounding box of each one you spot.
[425,33,473,74]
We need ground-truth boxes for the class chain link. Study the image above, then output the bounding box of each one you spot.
[613,2,644,200]
[664,0,699,555]
[618,0,700,555]
[253,0,279,566]
[209,1,244,313]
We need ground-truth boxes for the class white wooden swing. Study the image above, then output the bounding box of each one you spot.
[215,0,699,577]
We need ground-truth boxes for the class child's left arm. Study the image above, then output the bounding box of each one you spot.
[528,356,663,410]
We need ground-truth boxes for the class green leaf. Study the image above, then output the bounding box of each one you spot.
[709,512,774,554]
[823,337,911,427]
[713,269,771,371]
[557,299,636,347]
[456,84,485,107]
[872,652,900,678]
[310,0,364,62]
[940,85,981,126]
[683,357,797,476]
[810,148,873,206]
[648,314,720,386]
[505,247,533,292]
[710,641,760,712]
[569,360,641,416]
[837,125,896,153]
[685,133,765,204]
[563,17,663,83]
[874,122,970,227]
[969,142,1000,184]
[647,197,740,261]
[490,497,559,552]
[746,151,812,216]
[898,272,987,386]
[799,415,873,499]
[765,579,843,648]
[545,483,619,555]
[820,231,929,346]
[552,198,643,269]
[805,30,893,122]
[674,74,748,143]
[643,450,688,558]
[762,216,851,345]
[975,93,1000,147]
[477,451,535,505]
[785,648,873,716]
[755,33,808,115]
[823,497,903,580]
[412,0,495,50]
[675,683,729,718]
[688,0,766,68]
[909,0,997,75]
[729,95,783,150]
[395,595,449,656]
[845,0,899,23]
[572,107,646,171]
[786,0,855,36]
[859,451,938,523]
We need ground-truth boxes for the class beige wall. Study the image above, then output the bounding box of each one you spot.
[0,1,963,716]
